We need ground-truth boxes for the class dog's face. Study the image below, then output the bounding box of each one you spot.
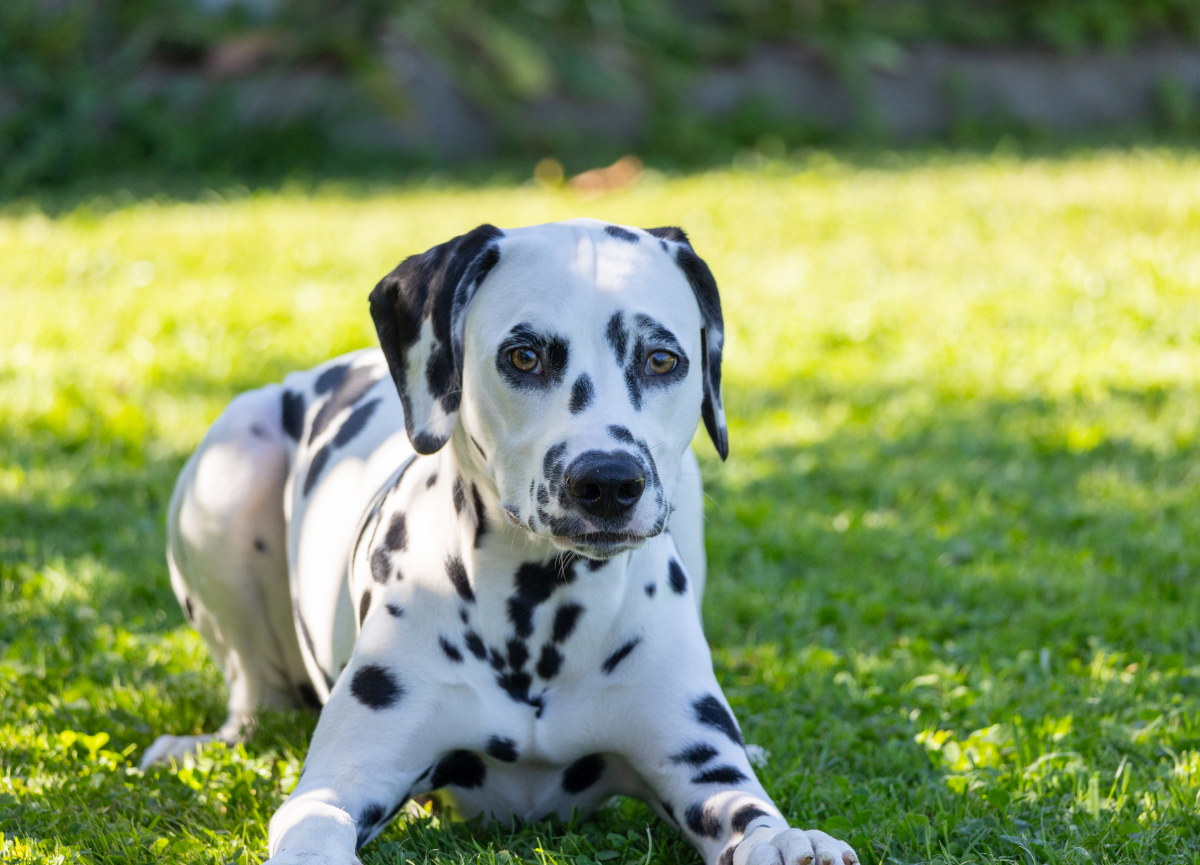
[369,219,727,560]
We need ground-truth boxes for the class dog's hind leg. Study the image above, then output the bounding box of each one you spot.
[142,384,310,768]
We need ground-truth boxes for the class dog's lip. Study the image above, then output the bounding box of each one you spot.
[554,530,645,551]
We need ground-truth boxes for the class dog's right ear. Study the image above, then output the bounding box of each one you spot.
[369,225,504,455]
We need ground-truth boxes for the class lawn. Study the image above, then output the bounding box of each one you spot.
[3,149,1200,864]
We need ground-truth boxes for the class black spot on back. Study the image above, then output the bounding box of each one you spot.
[303,444,331,495]
[350,664,402,710]
[569,374,595,414]
[281,390,305,441]
[601,637,641,674]
[694,695,743,745]
[552,602,584,642]
[606,312,628,365]
[447,556,474,602]
[671,742,718,766]
[536,643,563,679]
[486,736,518,762]
[685,803,721,839]
[333,397,381,447]
[370,548,391,583]
[562,754,606,794]
[669,559,688,594]
[439,636,463,663]
[358,590,371,625]
[310,365,381,443]
[385,512,407,552]
[732,805,770,834]
[430,750,486,789]
[692,765,748,785]
[604,224,639,243]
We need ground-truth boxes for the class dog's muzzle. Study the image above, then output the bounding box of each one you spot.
[564,452,645,522]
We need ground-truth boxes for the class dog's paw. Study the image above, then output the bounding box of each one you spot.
[139,733,217,769]
[731,827,858,865]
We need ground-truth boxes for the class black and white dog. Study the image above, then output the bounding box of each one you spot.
[144,220,858,865]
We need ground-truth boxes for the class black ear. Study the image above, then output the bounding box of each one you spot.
[645,226,728,460]
[369,225,504,454]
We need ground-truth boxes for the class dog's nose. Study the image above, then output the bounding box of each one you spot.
[565,452,645,521]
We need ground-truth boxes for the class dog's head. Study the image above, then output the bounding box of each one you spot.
[369,218,726,559]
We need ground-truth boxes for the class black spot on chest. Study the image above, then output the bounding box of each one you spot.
[669,559,688,594]
[562,754,606,794]
[601,637,641,674]
[447,556,474,602]
[506,555,578,638]
[439,636,463,663]
[693,694,743,745]
[471,483,488,548]
[430,750,486,789]
[486,736,518,762]
[551,602,584,642]
[350,664,403,710]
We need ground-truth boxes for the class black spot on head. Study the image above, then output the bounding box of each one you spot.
[694,695,743,745]
[297,681,323,710]
[281,390,305,440]
[601,637,641,674]
[606,312,628,365]
[685,803,721,839]
[371,548,391,584]
[386,602,404,617]
[184,596,195,623]
[537,484,550,506]
[358,590,371,625]
[333,397,381,447]
[607,424,634,444]
[430,750,486,789]
[497,323,571,388]
[543,441,569,485]
[645,582,656,597]
[426,472,438,488]
[552,602,584,642]
[562,754,606,794]
[447,556,474,602]
[669,559,688,594]
[310,365,382,443]
[303,444,331,495]
[672,742,718,766]
[732,805,770,834]
[692,765,749,785]
[569,374,595,414]
[486,736,518,762]
[385,512,407,551]
[350,664,403,710]
[471,484,488,548]
[536,643,563,679]
[464,630,487,659]
[439,636,464,663]
[452,476,466,514]
[604,224,640,243]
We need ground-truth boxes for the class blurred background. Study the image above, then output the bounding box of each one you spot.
[4,3,1200,864]
[5,0,1200,192]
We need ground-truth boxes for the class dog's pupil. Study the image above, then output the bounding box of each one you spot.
[512,348,538,371]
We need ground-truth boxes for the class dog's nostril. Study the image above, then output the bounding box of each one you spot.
[564,452,646,521]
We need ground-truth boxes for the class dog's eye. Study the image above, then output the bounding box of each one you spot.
[510,347,542,374]
[645,351,677,375]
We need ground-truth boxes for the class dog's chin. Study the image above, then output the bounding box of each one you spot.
[551,531,647,559]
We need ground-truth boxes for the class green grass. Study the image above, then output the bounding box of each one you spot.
[3,149,1200,864]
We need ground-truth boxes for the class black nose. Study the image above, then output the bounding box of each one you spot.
[565,452,645,521]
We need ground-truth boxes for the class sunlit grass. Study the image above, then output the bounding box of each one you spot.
[2,149,1200,863]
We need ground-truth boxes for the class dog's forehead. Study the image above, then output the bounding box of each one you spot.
[469,219,699,337]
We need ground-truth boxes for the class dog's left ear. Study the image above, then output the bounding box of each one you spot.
[646,226,728,460]
[369,224,504,454]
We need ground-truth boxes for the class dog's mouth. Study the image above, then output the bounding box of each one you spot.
[553,530,644,556]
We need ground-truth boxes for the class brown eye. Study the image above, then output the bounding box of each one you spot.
[646,351,677,375]
[510,347,541,373]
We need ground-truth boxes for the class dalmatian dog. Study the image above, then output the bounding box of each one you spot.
[143,219,858,865]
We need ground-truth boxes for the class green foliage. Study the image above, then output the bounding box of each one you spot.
[4,150,1200,862]
[3,0,1200,192]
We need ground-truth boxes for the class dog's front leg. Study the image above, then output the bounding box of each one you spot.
[265,653,457,864]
